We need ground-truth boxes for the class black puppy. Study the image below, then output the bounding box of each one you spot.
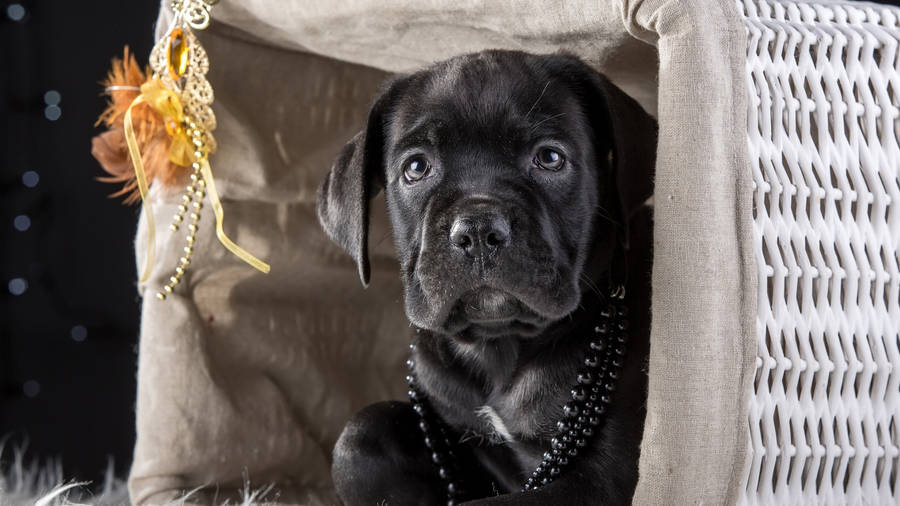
[318,50,656,505]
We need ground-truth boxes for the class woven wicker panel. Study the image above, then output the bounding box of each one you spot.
[740,0,900,503]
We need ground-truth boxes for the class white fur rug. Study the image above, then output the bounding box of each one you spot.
[0,445,279,506]
[0,444,128,506]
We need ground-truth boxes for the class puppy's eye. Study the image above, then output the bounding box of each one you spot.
[534,148,565,171]
[403,156,431,182]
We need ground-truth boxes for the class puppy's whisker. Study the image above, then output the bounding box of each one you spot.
[528,112,567,133]
[594,204,619,227]
[374,231,392,247]
[579,273,603,298]
[580,271,602,291]
[524,81,551,119]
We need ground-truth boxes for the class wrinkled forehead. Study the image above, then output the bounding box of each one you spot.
[386,54,590,151]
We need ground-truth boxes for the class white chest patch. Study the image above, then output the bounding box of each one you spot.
[475,405,513,442]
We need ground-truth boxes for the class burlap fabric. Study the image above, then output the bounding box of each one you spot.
[130,1,756,504]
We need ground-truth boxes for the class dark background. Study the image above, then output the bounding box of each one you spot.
[1,0,160,486]
[1,0,896,496]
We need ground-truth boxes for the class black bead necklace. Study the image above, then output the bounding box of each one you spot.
[406,288,629,505]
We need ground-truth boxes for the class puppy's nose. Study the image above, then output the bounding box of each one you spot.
[449,212,510,257]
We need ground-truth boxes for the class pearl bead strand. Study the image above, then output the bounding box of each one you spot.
[406,288,629,503]
[156,120,206,301]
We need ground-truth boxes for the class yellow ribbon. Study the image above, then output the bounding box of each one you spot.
[199,159,271,274]
[123,79,270,283]
[123,95,156,283]
[139,79,193,167]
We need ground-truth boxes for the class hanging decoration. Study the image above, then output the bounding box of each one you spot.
[92,0,270,301]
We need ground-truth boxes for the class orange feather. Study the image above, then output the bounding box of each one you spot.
[91,47,185,204]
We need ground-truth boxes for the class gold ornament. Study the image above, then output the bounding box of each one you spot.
[119,0,270,302]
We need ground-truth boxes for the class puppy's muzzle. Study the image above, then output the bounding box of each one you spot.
[449,201,511,262]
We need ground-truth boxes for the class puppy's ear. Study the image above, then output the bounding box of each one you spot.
[556,55,658,247]
[317,84,397,287]
[594,74,657,238]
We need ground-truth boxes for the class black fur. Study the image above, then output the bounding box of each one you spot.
[318,50,656,505]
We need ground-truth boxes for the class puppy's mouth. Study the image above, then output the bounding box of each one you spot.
[443,287,547,340]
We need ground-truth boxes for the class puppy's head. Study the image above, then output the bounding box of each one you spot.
[318,51,655,341]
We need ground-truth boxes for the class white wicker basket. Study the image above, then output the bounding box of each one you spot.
[741,0,900,503]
